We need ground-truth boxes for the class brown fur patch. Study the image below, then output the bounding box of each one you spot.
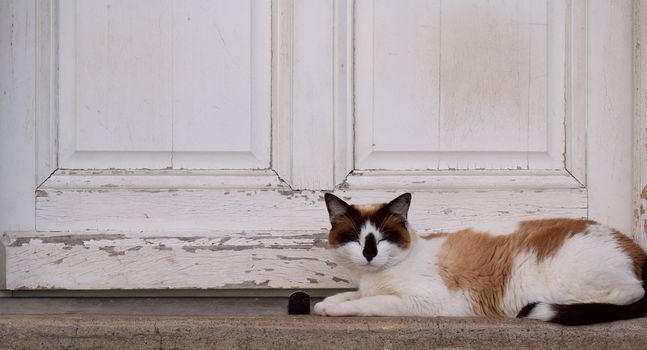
[516,219,595,262]
[436,219,596,317]
[328,203,412,250]
[611,230,646,279]
[328,214,361,247]
[437,229,516,317]
[421,232,449,240]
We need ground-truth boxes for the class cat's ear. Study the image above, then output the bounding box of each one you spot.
[384,193,412,219]
[324,193,354,224]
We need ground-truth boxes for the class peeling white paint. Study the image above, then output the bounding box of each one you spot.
[2,230,346,290]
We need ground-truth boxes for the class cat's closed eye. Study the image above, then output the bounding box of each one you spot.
[337,232,359,244]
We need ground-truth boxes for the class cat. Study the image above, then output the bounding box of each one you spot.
[314,193,647,325]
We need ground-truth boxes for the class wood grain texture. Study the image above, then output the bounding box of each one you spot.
[171,0,271,169]
[587,0,633,234]
[346,170,582,190]
[355,0,567,171]
[333,0,354,186]
[440,0,541,153]
[564,0,587,185]
[272,0,338,190]
[36,186,586,234]
[58,0,271,170]
[36,0,57,185]
[2,230,347,290]
[634,0,647,250]
[0,0,38,289]
[44,169,285,190]
[23,182,586,290]
[0,0,37,233]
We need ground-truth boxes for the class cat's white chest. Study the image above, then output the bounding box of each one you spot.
[356,239,474,317]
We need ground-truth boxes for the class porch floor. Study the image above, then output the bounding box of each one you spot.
[1,297,646,349]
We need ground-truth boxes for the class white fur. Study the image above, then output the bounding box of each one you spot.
[317,227,473,317]
[524,303,556,321]
[501,223,644,317]
[315,221,645,319]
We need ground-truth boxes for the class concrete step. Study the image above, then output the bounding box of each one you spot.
[1,298,646,350]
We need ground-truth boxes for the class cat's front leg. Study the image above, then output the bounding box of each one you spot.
[315,295,414,317]
[314,291,361,315]
[321,291,361,304]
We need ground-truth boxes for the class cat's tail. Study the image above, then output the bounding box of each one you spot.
[517,261,647,325]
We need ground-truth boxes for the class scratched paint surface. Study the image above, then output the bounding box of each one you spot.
[3,231,349,290]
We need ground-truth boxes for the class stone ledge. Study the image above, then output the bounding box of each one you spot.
[1,314,647,350]
[1,298,646,349]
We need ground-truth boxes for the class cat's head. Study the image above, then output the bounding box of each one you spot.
[324,193,414,272]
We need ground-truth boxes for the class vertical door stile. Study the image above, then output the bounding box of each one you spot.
[273,0,336,190]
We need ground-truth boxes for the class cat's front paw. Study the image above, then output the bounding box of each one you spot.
[314,301,355,316]
[314,301,334,316]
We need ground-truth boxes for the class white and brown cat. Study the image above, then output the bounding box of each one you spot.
[314,193,647,325]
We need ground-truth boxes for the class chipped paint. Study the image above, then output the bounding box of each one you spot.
[220,280,270,288]
[9,234,127,247]
[325,260,338,268]
[4,230,351,289]
[182,244,264,253]
[35,190,48,197]
[332,276,349,283]
[276,255,319,261]
[99,246,125,256]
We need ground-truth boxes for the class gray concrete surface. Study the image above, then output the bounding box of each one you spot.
[0,298,646,349]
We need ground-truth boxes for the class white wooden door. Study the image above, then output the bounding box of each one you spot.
[1,0,635,292]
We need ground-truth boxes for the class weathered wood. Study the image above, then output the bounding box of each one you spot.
[346,170,582,190]
[565,0,587,185]
[0,2,37,232]
[36,185,587,233]
[2,230,346,290]
[333,0,354,187]
[0,0,38,289]
[587,0,634,234]
[273,0,336,190]
[58,0,271,170]
[354,0,565,171]
[43,169,285,190]
[36,0,57,185]
[634,0,647,250]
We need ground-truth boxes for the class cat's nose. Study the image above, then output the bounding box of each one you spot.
[362,234,378,262]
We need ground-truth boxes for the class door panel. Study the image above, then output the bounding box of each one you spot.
[355,0,564,170]
[58,0,270,169]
